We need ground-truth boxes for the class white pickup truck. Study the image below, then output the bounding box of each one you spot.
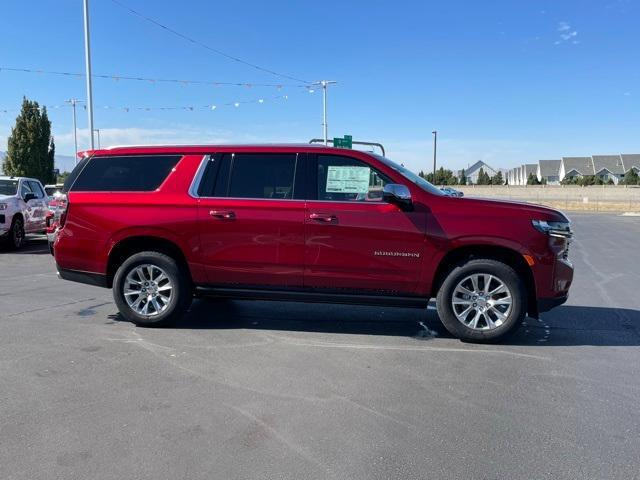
[0,176,49,249]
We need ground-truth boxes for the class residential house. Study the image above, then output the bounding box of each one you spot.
[621,154,640,176]
[591,155,625,184]
[521,164,538,184]
[537,160,561,185]
[457,160,499,184]
[559,157,594,182]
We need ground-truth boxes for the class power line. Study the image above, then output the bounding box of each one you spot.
[109,0,311,84]
[0,66,309,89]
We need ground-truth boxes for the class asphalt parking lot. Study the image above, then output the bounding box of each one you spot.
[1,213,639,480]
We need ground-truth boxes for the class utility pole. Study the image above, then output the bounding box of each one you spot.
[83,0,95,149]
[94,129,101,149]
[313,80,337,145]
[432,130,438,182]
[65,99,82,165]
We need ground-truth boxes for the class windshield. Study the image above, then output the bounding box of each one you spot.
[0,179,19,196]
[371,154,444,196]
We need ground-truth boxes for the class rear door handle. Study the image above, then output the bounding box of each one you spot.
[209,210,236,220]
[309,212,337,223]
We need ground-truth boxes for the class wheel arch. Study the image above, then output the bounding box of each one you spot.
[106,235,192,289]
[431,244,538,318]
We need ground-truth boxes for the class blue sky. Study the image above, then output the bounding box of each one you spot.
[1,0,638,173]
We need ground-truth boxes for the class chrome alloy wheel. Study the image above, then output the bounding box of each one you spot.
[124,264,173,316]
[451,273,513,331]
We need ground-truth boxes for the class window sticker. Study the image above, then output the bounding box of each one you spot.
[326,166,370,193]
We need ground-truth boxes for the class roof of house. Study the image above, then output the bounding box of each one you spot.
[562,157,594,175]
[592,155,625,175]
[538,160,561,177]
[459,160,497,177]
[621,154,640,172]
[522,164,537,176]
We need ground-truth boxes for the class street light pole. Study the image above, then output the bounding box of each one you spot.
[313,80,337,145]
[94,129,101,149]
[65,99,80,165]
[432,130,438,182]
[83,0,95,149]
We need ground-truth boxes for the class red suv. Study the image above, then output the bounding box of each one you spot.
[53,145,573,342]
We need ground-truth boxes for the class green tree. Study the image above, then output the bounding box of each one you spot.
[622,169,639,185]
[491,171,504,185]
[527,173,541,185]
[459,168,467,185]
[476,167,492,185]
[2,97,56,184]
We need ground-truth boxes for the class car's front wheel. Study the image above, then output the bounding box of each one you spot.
[436,258,527,342]
[5,216,25,250]
[113,251,192,327]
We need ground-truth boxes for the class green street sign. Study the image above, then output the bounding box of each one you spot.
[333,135,353,149]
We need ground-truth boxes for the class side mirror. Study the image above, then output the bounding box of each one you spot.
[23,192,37,202]
[383,184,413,209]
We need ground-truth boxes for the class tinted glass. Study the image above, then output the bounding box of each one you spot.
[28,181,45,199]
[71,155,181,192]
[0,179,19,195]
[20,181,33,198]
[226,154,297,199]
[212,154,232,197]
[63,156,90,193]
[317,155,390,202]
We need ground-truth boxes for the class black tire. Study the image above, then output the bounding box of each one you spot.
[436,258,527,343]
[5,216,25,250]
[113,251,192,327]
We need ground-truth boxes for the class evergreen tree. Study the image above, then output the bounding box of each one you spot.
[527,173,541,185]
[622,169,639,185]
[492,171,504,185]
[459,169,467,185]
[477,167,492,185]
[3,97,56,183]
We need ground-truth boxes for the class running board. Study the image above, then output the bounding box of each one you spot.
[195,286,429,308]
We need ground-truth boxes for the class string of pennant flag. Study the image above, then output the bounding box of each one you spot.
[0,93,293,115]
[0,66,314,90]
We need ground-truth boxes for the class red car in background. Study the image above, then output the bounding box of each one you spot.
[52,144,573,342]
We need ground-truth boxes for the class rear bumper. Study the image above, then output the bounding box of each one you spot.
[538,294,568,313]
[57,265,109,288]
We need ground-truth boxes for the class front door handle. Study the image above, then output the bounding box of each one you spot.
[309,212,337,223]
[209,210,236,220]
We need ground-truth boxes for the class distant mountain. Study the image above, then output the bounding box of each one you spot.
[0,151,76,175]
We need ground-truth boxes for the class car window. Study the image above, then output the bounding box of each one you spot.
[70,155,181,192]
[0,179,19,195]
[317,155,390,202]
[20,181,34,199]
[219,153,297,199]
[28,181,45,199]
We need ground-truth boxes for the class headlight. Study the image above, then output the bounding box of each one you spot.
[532,220,572,238]
[0,203,7,210]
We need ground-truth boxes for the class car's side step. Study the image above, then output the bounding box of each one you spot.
[195,286,429,309]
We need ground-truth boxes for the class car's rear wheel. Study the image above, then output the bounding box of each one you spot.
[436,258,527,342]
[113,251,192,327]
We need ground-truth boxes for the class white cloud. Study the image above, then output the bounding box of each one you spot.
[556,21,579,45]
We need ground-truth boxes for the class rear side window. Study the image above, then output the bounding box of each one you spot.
[202,153,300,199]
[70,155,181,192]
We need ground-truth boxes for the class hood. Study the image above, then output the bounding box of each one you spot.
[445,195,569,222]
[0,194,17,202]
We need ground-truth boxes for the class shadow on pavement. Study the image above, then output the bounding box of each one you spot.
[0,236,50,255]
[109,299,640,347]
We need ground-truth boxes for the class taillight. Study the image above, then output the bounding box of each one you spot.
[58,194,69,227]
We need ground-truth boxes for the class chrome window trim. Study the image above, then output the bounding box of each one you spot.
[189,152,391,205]
[188,154,211,199]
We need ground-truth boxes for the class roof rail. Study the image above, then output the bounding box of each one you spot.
[309,138,386,156]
